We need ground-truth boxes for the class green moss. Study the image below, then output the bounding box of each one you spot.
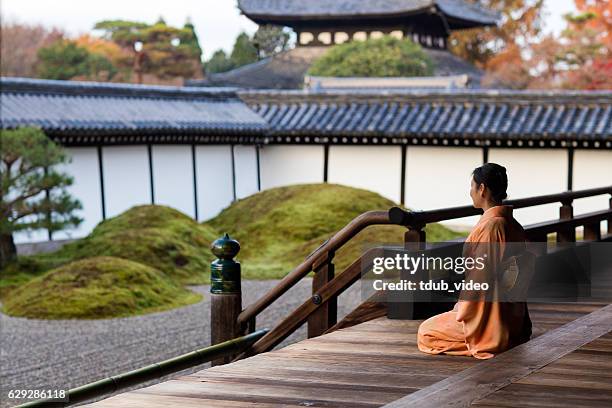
[58,205,218,284]
[205,183,465,279]
[2,256,202,319]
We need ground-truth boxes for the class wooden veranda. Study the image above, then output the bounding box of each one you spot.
[85,186,612,408]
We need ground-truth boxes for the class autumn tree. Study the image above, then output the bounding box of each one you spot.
[75,34,131,81]
[574,0,612,49]
[0,127,82,268]
[561,0,612,89]
[93,18,203,83]
[36,40,117,81]
[528,7,612,90]
[449,0,545,87]
[0,21,64,77]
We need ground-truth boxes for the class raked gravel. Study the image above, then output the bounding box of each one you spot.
[0,278,364,407]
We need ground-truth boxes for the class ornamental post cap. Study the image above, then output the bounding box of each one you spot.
[211,233,240,259]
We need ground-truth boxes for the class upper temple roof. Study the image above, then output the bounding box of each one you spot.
[238,0,500,29]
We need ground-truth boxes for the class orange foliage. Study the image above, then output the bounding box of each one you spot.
[482,43,530,88]
[478,0,612,89]
[75,34,129,65]
[574,0,612,49]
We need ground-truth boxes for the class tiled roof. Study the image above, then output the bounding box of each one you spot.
[0,77,268,142]
[241,90,612,147]
[238,0,499,26]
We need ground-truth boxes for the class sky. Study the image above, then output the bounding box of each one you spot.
[1,0,577,61]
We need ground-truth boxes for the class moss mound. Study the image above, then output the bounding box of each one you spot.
[2,256,202,319]
[1,206,218,290]
[205,183,464,279]
[57,205,218,284]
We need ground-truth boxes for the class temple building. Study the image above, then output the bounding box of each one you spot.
[189,0,500,89]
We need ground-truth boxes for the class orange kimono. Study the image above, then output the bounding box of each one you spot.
[417,205,532,359]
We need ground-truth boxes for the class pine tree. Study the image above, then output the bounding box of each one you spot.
[0,127,82,268]
[230,32,258,67]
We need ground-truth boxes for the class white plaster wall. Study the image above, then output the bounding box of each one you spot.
[102,145,151,218]
[328,145,401,203]
[152,145,195,217]
[404,146,482,229]
[234,145,259,199]
[573,149,612,233]
[53,147,103,240]
[488,148,567,227]
[196,145,234,221]
[260,145,324,190]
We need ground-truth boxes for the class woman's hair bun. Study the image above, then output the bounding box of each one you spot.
[472,163,508,203]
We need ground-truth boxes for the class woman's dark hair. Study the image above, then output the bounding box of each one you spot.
[472,163,508,203]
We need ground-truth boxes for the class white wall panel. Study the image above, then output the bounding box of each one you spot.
[102,145,151,218]
[488,148,567,227]
[328,145,401,203]
[573,149,612,233]
[405,146,482,229]
[151,145,195,217]
[260,145,324,190]
[234,145,259,199]
[196,145,234,221]
[54,147,103,240]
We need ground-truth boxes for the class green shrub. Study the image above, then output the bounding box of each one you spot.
[308,36,435,77]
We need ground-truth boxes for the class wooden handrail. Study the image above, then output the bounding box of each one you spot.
[390,186,612,227]
[525,208,612,236]
[237,210,391,327]
[234,247,385,358]
[234,185,612,356]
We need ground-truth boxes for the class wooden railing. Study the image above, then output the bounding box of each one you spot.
[211,186,612,362]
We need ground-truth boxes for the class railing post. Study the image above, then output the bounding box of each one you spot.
[583,222,601,241]
[558,200,575,242]
[210,233,242,366]
[404,225,426,249]
[307,251,336,338]
[388,224,427,319]
[608,195,612,235]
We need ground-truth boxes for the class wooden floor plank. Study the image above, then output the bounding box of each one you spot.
[242,353,475,376]
[472,330,612,407]
[86,393,307,408]
[471,384,612,408]
[382,304,612,408]
[188,369,437,389]
[182,369,424,394]
[132,378,404,406]
[84,302,609,407]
